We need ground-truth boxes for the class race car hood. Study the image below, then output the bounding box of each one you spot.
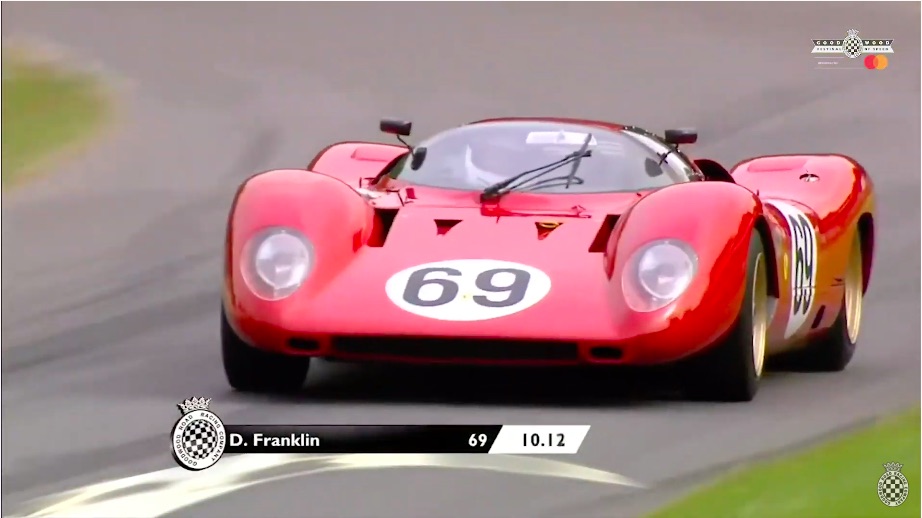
[364,184,644,247]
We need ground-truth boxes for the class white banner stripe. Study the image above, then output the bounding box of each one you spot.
[488,425,590,454]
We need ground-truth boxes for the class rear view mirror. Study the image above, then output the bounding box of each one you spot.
[643,158,664,178]
[664,128,698,145]
[410,147,427,170]
[380,118,412,136]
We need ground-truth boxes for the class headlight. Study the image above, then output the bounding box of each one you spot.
[623,239,698,312]
[241,228,314,301]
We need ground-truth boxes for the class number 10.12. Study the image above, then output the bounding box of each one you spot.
[524,433,565,447]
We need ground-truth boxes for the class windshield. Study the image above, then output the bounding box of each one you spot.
[387,121,695,194]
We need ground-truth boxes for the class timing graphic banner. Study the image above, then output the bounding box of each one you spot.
[170,398,590,470]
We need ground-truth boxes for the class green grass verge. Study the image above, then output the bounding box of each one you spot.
[2,51,109,188]
[647,407,921,518]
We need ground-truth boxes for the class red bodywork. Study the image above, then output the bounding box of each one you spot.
[224,117,876,366]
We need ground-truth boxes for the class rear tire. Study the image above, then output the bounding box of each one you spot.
[221,307,310,392]
[779,233,862,371]
[681,233,769,402]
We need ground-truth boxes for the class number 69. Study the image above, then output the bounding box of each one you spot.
[468,433,488,447]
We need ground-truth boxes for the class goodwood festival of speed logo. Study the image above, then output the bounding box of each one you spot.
[170,397,227,471]
[811,29,894,58]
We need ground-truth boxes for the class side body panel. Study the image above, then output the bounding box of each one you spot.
[602,181,767,359]
[732,154,875,351]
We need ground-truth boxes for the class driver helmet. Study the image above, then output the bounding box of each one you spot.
[463,132,533,187]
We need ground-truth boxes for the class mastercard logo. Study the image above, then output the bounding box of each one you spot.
[864,54,889,70]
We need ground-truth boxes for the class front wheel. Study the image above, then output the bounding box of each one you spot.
[681,232,770,402]
[221,307,310,393]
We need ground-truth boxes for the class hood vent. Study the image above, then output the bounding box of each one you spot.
[748,156,808,172]
[535,221,562,240]
[367,208,399,247]
[435,219,462,235]
[588,215,619,253]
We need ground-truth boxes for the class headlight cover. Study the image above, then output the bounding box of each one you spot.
[622,239,698,312]
[241,228,314,301]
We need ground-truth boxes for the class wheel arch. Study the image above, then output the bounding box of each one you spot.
[752,215,781,299]
[857,212,875,294]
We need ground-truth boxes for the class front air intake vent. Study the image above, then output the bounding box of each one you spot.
[588,215,619,253]
[367,208,399,247]
[331,336,580,362]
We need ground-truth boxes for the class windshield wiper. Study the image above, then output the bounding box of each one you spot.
[565,132,593,188]
[480,133,594,201]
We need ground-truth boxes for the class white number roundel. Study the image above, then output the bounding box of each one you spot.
[384,259,553,322]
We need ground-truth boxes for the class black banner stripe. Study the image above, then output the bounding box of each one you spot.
[223,425,504,454]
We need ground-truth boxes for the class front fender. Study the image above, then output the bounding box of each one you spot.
[224,169,374,314]
[605,182,764,360]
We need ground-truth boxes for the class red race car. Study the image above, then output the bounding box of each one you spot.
[222,117,876,402]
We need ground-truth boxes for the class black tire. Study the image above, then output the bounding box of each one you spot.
[784,302,854,371]
[681,233,769,402]
[775,234,862,372]
[221,307,310,392]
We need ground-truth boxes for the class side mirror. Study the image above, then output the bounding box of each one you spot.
[664,128,698,146]
[380,118,412,137]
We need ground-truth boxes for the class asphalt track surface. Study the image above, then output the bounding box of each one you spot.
[2,3,920,517]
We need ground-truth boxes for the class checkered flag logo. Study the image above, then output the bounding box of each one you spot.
[170,396,227,471]
[878,460,909,507]
[842,29,864,59]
